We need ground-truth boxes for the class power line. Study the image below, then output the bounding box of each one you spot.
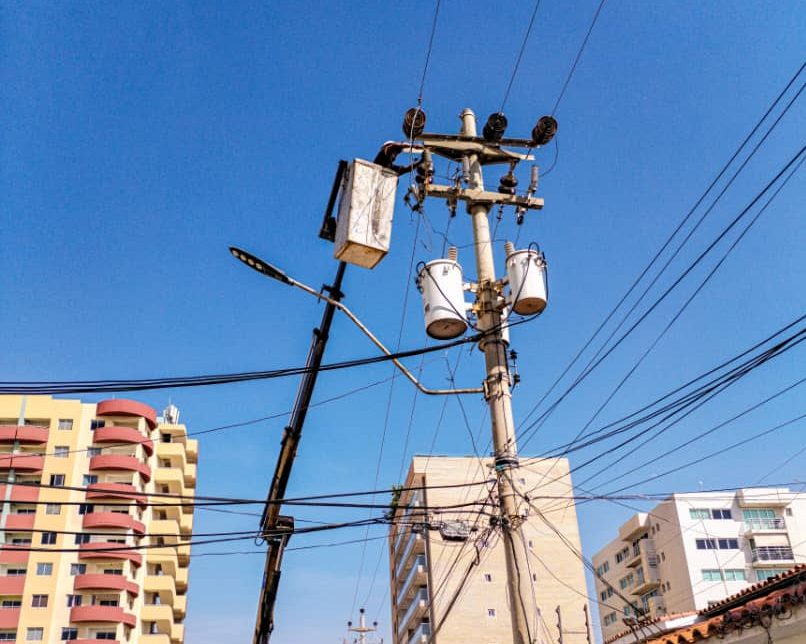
[416,0,442,105]
[551,0,607,115]
[500,0,543,111]
[515,62,805,442]
[2,314,541,395]
[518,139,806,460]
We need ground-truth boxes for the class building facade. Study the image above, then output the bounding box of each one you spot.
[389,456,591,644]
[592,488,806,641]
[0,395,197,643]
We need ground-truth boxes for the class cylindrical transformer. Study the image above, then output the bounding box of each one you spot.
[417,252,468,340]
[505,244,548,316]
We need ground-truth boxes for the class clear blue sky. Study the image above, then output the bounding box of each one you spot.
[2,2,804,642]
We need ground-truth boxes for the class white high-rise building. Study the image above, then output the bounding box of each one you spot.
[592,488,806,641]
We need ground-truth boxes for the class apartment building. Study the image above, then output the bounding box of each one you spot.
[0,394,197,643]
[592,488,806,641]
[389,456,590,644]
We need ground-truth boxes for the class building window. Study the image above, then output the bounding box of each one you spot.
[74,534,91,545]
[600,590,607,601]
[712,509,732,519]
[786,508,793,517]
[484,573,492,582]
[6,568,25,576]
[661,551,665,561]
[487,609,496,617]
[596,561,610,576]
[161,433,172,443]
[45,503,61,515]
[717,538,739,550]
[756,569,788,582]
[724,569,746,581]
[78,504,94,515]
[87,447,102,457]
[26,628,43,641]
[40,532,56,545]
[49,474,65,487]
[61,629,78,640]
[70,563,86,576]
[696,538,717,550]
[58,419,73,431]
[615,547,630,563]
[603,612,617,626]
[619,573,634,590]
[66,595,82,607]
[35,562,52,576]
[54,446,69,458]
[83,474,99,486]
[31,595,48,608]
[690,508,710,520]
[95,634,116,641]
[702,569,722,582]
[90,419,105,430]
[0,633,16,641]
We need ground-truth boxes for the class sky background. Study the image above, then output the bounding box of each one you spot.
[2,1,804,642]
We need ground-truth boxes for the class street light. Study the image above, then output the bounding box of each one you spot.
[228,246,482,396]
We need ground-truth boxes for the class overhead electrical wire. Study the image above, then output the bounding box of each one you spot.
[515,62,805,443]
[520,83,805,464]
[522,318,806,503]
[518,138,806,471]
[499,0,543,111]
[550,0,607,116]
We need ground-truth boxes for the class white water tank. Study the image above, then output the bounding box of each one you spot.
[417,249,468,340]
[505,243,547,315]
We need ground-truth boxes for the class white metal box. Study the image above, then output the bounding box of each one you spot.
[334,159,398,269]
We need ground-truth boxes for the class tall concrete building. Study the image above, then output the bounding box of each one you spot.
[592,488,806,641]
[389,456,591,644]
[0,395,197,643]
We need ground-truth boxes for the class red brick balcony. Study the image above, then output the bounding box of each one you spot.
[0,607,20,628]
[83,511,146,535]
[97,399,157,430]
[70,605,136,627]
[89,454,151,483]
[0,424,48,445]
[78,542,142,567]
[94,425,154,456]
[4,513,35,531]
[0,576,25,594]
[86,482,147,508]
[0,453,44,472]
[74,573,140,597]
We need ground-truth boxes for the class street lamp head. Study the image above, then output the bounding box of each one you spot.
[229,246,293,285]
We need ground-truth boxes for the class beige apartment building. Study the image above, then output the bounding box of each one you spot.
[592,488,806,641]
[0,394,197,643]
[389,456,591,644]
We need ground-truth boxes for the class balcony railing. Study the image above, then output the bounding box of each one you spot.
[395,532,424,579]
[407,621,431,644]
[397,555,427,606]
[752,546,794,563]
[398,587,428,640]
[743,518,786,532]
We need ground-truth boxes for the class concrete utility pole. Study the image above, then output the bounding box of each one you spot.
[461,108,534,644]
